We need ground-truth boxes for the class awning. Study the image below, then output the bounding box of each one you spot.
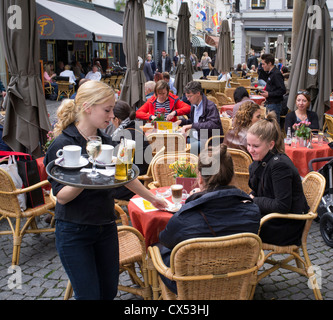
[36,0,123,43]
[191,35,215,50]
[205,35,219,48]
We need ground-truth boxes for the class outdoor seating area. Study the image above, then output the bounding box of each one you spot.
[2,0,333,307]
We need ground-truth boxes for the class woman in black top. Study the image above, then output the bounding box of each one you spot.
[284,90,319,133]
[44,81,166,300]
[247,112,309,246]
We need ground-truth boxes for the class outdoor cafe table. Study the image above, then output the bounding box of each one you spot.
[285,142,333,177]
[128,186,174,248]
[249,94,265,106]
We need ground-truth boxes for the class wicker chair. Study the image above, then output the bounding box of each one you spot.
[0,168,55,265]
[147,132,188,156]
[215,92,233,107]
[206,95,219,107]
[44,81,54,96]
[148,152,198,189]
[148,233,264,300]
[237,79,251,87]
[221,117,233,135]
[115,74,124,90]
[230,81,240,88]
[56,81,75,101]
[109,75,118,89]
[323,114,333,140]
[64,204,151,300]
[227,148,252,193]
[257,171,326,300]
[224,87,236,103]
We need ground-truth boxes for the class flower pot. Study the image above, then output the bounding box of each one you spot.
[176,177,198,193]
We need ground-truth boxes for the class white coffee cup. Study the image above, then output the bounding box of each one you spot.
[56,145,81,166]
[96,144,114,164]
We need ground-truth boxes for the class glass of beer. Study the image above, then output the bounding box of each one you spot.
[115,138,129,181]
[171,184,183,210]
[86,136,102,178]
[126,140,136,173]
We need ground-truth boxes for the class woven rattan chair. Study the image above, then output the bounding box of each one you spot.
[225,87,236,103]
[323,114,333,140]
[227,148,252,193]
[237,79,251,87]
[148,152,198,189]
[147,132,188,156]
[109,75,117,88]
[148,233,264,300]
[257,171,326,300]
[115,74,124,90]
[221,117,233,135]
[0,168,55,265]
[64,204,151,300]
[206,95,219,107]
[215,92,232,107]
[44,81,54,96]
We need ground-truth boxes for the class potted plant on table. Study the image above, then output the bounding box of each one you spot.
[169,157,198,193]
[293,121,312,147]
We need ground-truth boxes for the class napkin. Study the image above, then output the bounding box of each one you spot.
[80,168,115,177]
[130,197,174,213]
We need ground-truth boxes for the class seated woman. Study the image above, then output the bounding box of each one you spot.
[232,86,252,118]
[44,63,58,95]
[157,144,261,294]
[224,101,261,155]
[247,112,309,247]
[136,80,191,122]
[284,90,319,133]
[108,100,152,201]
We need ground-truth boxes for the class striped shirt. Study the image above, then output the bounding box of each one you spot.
[155,100,171,118]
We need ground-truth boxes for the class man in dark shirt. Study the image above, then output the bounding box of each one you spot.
[259,53,286,124]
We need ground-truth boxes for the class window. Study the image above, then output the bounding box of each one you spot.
[287,0,293,9]
[251,0,266,9]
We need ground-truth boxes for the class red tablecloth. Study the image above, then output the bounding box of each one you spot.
[285,143,333,177]
[220,104,234,113]
[128,187,173,248]
[250,95,266,106]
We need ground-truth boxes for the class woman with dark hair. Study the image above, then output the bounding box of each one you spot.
[156,144,261,294]
[232,86,252,117]
[284,89,319,133]
[247,112,309,246]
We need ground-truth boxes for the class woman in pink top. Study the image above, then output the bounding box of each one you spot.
[44,63,58,95]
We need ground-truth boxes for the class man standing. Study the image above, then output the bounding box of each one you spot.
[157,50,172,73]
[259,53,286,124]
[177,81,223,155]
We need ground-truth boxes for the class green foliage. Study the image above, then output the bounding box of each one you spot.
[151,0,173,16]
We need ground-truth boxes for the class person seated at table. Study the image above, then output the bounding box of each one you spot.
[156,144,261,294]
[224,101,261,155]
[136,80,191,123]
[144,81,155,99]
[232,86,253,118]
[43,80,166,300]
[43,63,58,95]
[60,65,77,85]
[247,112,309,247]
[85,65,102,81]
[176,81,223,155]
[284,89,319,134]
[106,100,152,201]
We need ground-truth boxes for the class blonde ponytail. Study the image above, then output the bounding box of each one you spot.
[52,80,114,137]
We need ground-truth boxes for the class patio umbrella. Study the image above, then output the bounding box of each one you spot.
[119,0,146,110]
[275,34,285,65]
[287,0,333,127]
[215,19,234,74]
[174,2,193,98]
[0,0,51,157]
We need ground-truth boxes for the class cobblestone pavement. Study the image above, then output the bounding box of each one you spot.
[1,214,333,301]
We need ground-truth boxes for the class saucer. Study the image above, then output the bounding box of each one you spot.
[165,204,181,213]
[91,156,117,167]
[56,156,89,169]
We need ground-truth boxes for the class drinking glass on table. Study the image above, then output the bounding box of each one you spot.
[86,136,102,178]
[171,184,183,209]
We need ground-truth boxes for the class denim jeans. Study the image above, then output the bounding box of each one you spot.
[55,220,119,300]
[266,103,282,125]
